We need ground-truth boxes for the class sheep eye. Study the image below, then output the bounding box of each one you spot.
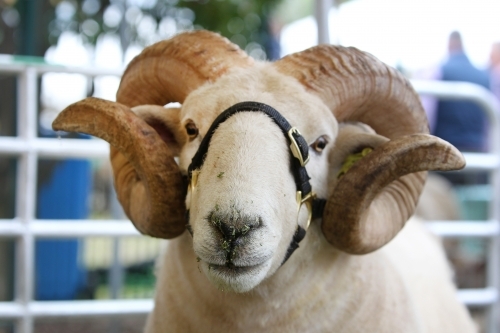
[185,121,199,139]
[312,135,328,152]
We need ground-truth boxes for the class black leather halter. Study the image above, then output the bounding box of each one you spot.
[187,101,325,264]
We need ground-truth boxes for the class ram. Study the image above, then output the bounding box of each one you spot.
[53,30,476,332]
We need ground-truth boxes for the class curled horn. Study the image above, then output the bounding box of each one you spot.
[117,30,254,107]
[275,45,465,253]
[53,31,253,238]
[53,98,186,237]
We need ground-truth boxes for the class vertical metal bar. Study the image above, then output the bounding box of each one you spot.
[14,67,38,333]
[315,0,332,44]
[487,98,500,333]
[14,233,34,333]
[16,67,37,141]
[110,184,125,300]
[110,237,123,299]
[110,237,123,333]
[476,88,500,333]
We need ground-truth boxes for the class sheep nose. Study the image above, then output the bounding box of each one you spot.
[208,210,261,240]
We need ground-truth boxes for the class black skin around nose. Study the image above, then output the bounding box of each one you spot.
[207,210,262,266]
[208,210,261,239]
[218,222,237,239]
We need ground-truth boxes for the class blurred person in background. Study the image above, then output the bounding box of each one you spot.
[431,31,491,184]
[434,31,490,154]
[489,42,500,101]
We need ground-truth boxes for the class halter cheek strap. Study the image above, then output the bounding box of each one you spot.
[186,101,326,265]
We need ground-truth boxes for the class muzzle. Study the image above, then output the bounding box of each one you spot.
[186,101,325,265]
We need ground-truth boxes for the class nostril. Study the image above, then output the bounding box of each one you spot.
[218,222,235,239]
[207,211,261,240]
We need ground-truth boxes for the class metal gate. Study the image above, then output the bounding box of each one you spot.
[0,61,498,333]
[413,79,500,333]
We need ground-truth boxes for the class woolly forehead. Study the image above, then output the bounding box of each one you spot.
[180,63,338,143]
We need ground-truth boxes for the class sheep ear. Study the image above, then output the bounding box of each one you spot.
[131,105,185,156]
[329,123,388,180]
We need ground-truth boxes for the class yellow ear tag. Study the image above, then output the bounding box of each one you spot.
[337,147,373,179]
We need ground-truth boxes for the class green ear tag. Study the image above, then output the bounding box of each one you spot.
[337,147,373,179]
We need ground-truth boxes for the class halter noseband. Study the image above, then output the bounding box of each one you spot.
[186,101,325,264]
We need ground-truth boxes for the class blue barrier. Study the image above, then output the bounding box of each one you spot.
[36,159,91,300]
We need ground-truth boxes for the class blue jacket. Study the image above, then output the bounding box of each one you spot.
[433,53,490,152]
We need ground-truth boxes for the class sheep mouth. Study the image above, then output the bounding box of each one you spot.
[207,262,263,276]
[198,252,273,291]
[197,249,273,271]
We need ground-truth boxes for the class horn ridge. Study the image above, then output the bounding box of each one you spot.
[117,30,254,107]
[274,44,429,138]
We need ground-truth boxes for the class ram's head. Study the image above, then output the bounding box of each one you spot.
[53,31,464,293]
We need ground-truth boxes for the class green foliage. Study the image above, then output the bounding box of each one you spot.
[178,0,282,57]
[0,0,301,59]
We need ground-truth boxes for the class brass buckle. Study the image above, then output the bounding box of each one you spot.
[296,190,315,230]
[288,127,309,167]
[189,170,199,194]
